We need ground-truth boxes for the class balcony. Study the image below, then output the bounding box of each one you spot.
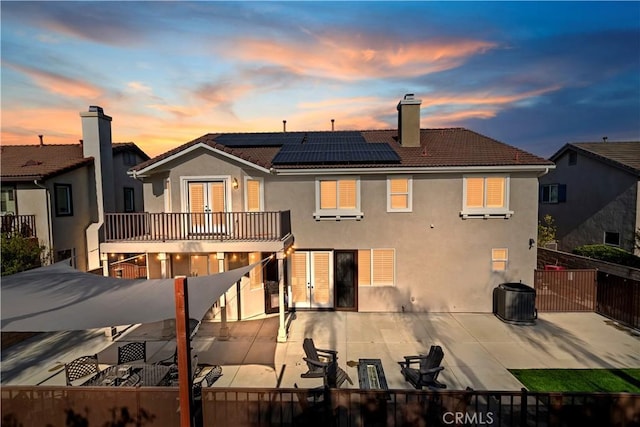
[1,214,37,239]
[105,211,291,243]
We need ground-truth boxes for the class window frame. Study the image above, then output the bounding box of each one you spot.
[244,177,264,212]
[314,176,363,220]
[461,175,512,218]
[387,176,413,212]
[540,183,566,204]
[54,184,73,217]
[604,231,620,247]
[357,248,396,287]
[541,184,558,204]
[124,187,135,212]
[123,151,137,166]
[492,248,508,271]
[1,185,16,214]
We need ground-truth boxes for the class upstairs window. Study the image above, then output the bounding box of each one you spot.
[54,184,73,217]
[1,186,16,214]
[124,187,135,212]
[123,151,137,166]
[461,176,512,218]
[244,178,263,212]
[540,184,567,204]
[604,231,620,246]
[568,150,577,166]
[387,176,412,212]
[314,177,362,220]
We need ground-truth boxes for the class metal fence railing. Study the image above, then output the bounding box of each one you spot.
[0,214,36,238]
[597,271,640,330]
[534,269,597,312]
[3,386,639,427]
[105,211,292,243]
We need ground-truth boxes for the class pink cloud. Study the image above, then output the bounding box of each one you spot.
[6,63,103,99]
[424,85,563,108]
[225,35,497,80]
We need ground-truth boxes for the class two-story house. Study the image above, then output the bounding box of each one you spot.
[539,141,640,254]
[101,94,553,322]
[0,107,149,272]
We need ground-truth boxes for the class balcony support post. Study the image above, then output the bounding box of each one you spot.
[277,251,287,343]
[217,252,230,341]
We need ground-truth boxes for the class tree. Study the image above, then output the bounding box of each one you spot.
[537,214,557,247]
[1,234,45,276]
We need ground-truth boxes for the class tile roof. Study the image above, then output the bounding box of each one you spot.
[113,142,151,161]
[133,128,552,173]
[1,143,149,181]
[558,141,640,175]
[1,144,91,181]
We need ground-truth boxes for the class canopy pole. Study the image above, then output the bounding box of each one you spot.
[174,276,193,427]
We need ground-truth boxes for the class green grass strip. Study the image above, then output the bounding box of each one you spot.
[509,369,640,393]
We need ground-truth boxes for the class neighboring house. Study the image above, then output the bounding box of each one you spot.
[101,94,553,321]
[0,106,149,272]
[539,141,640,254]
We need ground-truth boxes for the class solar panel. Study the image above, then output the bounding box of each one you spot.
[272,140,400,165]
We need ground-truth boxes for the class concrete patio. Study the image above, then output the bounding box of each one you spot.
[2,312,639,390]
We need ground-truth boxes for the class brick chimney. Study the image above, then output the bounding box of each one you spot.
[397,94,422,147]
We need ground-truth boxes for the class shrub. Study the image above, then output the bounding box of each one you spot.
[572,244,640,269]
[1,234,45,276]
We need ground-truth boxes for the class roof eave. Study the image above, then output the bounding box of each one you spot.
[273,164,555,176]
[552,143,640,176]
[132,142,271,178]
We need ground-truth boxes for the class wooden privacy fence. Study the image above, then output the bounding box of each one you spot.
[534,269,597,312]
[3,386,639,427]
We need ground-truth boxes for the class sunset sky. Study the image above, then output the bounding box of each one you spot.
[2,1,639,158]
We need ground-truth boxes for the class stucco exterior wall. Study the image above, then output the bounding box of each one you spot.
[47,167,95,271]
[15,183,52,257]
[134,148,539,313]
[112,152,145,212]
[266,172,538,312]
[540,150,639,252]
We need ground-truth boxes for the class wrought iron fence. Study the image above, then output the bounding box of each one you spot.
[3,386,638,427]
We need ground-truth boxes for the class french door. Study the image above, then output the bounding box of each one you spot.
[188,181,227,234]
[289,251,333,309]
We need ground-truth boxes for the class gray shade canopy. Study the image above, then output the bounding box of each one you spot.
[1,260,264,332]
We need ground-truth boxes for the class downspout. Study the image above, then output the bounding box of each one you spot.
[33,180,54,264]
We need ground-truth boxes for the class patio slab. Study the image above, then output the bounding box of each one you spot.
[2,312,638,391]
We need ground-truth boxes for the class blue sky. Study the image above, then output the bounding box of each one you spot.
[2,1,639,158]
